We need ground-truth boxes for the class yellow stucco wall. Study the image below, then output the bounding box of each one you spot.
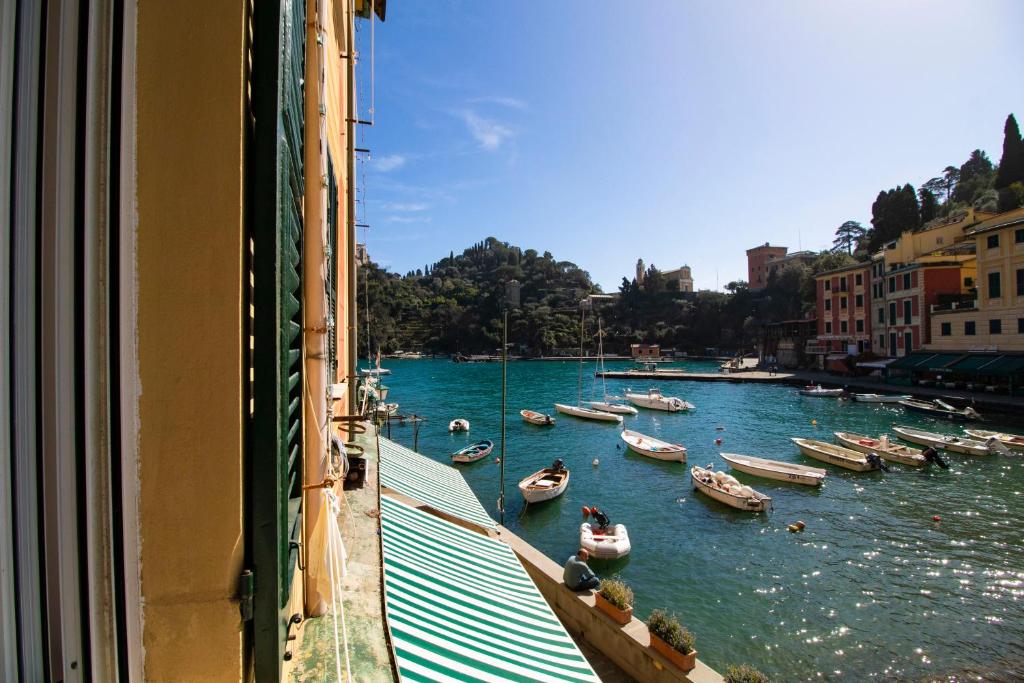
[135,1,247,679]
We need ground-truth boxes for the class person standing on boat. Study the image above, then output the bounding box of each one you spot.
[563,549,600,591]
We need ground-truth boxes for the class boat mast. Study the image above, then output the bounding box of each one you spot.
[598,316,608,401]
[577,306,585,406]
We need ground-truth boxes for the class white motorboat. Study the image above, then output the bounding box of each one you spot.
[720,453,825,486]
[964,429,1024,453]
[619,429,686,462]
[587,401,638,415]
[852,393,911,403]
[451,440,494,463]
[624,388,694,412]
[518,461,570,503]
[691,465,772,512]
[580,522,631,560]
[833,431,926,467]
[899,399,982,422]
[798,385,844,397]
[374,402,399,417]
[520,409,555,426]
[359,367,391,376]
[448,418,470,432]
[790,438,881,471]
[891,425,992,456]
[554,403,622,423]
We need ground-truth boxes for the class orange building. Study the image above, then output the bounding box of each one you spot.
[747,243,789,290]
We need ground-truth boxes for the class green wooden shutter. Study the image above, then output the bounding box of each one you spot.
[326,155,339,380]
[250,0,305,678]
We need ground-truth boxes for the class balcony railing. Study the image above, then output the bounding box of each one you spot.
[931,299,977,314]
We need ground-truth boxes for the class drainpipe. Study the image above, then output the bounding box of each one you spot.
[302,0,329,615]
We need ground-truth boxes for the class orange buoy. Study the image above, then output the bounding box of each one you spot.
[715,438,723,446]
[582,506,591,518]
[932,515,941,522]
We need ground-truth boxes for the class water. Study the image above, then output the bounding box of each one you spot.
[377,358,1024,680]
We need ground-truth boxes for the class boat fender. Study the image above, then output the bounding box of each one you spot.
[788,524,799,533]
[713,471,727,483]
[582,506,591,518]
[739,485,754,498]
[932,515,941,522]
[811,419,817,426]
[715,438,723,446]
[795,520,805,530]
[494,457,501,464]
[592,458,600,467]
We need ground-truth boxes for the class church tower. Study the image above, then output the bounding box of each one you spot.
[636,258,645,287]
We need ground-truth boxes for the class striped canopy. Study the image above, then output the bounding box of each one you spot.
[380,496,599,682]
[378,437,496,531]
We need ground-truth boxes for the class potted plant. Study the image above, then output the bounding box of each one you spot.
[646,609,697,671]
[724,663,770,683]
[594,578,633,625]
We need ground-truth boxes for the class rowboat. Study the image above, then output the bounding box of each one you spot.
[587,401,638,415]
[964,429,1024,453]
[518,461,570,503]
[852,393,911,403]
[691,465,772,511]
[624,388,694,412]
[448,418,470,432]
[451,440,494,463]
[798,385,844,397]
[891,425,992,456]
[899,399,981,421]
[619,429,686,462]
[580,522,631,560]
[833,431,926,466]
[790,438,879,471]
[720,452,826,486]
[553,403,622,423]
[520,409,555,426]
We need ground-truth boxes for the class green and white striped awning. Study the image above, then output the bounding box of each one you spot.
[378,437,496,531]
[380,496,599,682]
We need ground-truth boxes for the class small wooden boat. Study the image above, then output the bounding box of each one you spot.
[448,418,470,432]
[518,461,570,503]
[451,440,494,463]
[852,393,911,403]
[964,429,1024,453]
[620,429,686,462]
[553,403,622,423]
[899,399,981,421]
[580,522,631,559]
[798,385,844,397]
[790,438,879,471]
[891,425,992,455]
[587,401,638,415]
[720,453,825,486]
[520,409,555,426]
[833,431,926,467]
[624,388,694,412]
[691,465,772,511]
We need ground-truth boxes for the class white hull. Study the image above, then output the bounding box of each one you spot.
[691,466,771,511]
[624,391,694,412]
[448,418,470,432]
[620,429,686,462]
[791,438,877,471]
[799,386,844,397]
[451,440,494,463]
[359,367,391,376]
[553,403,622,423]
[374,402,399,416]
[520,409,555,426]
[588,401,638,415]
[892,426,991,456]
[518,468,570,503]
[852,393,911,403]
[833,431,925,466]
[580,523,631,559]
[720,453,825,486]
[965,429,1024,453]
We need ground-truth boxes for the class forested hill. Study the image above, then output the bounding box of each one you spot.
[359,236,851,357]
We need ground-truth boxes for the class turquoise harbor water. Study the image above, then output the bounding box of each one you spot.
[377,358,1024,680]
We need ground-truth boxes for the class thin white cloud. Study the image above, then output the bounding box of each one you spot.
[385,215,432,224]
[378,202,429,212]
[468,95,528,110]
[374,154,406,172]
[459,110,514,151]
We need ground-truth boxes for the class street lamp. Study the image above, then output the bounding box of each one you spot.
[498,280,520,525]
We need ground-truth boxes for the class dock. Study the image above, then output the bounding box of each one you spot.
[597,369,793,383]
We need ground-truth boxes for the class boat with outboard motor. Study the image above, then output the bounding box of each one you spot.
[791,438,885,471]
[519,460,570,503]
[520,409,555,426]
[964,429,1024,453]
[852,393,911,403]
[625,387,694,412]
[799,385,844,397]
[448,418,470,432]
[891,425,993,455]
[579,506,630,559]
[620,428,687,462]
[720,453,826,486]
[833,431,929,467]
[451,440,494,463]
[691,464,772,511]
[554,403,622,423]
[899,398,981,421]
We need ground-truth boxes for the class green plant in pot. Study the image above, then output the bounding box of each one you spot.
[646,609,697,671]
[594,578,633,625]
[724,664,770,683]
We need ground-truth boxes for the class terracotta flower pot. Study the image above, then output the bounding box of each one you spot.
[649,633,697,671]
[594,592,633,626]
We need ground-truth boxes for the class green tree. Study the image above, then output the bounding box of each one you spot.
[867,184,919,251]
[997,182,1024,212]
[995,113,1024,190]
[832,220,866,255]
[954,149,995,204]
[918,188,939,223]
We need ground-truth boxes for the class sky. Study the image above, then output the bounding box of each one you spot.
[355,1,1023,292]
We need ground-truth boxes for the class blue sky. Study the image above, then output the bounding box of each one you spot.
[356,1,1023,292]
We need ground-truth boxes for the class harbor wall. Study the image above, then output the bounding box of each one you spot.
[497,526,724,683]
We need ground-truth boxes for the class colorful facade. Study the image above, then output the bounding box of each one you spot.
[747,243,789,290]
[815,262,874,354]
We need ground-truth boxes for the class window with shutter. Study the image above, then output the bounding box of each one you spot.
[327,155,339,380]
[250,0,306,677]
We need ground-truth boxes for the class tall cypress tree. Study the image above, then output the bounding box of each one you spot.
[995,114,1023,189]
[919,188,939,223]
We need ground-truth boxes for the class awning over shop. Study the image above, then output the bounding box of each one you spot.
[379,496,600,683]
[856,358,898,369]
[378,437,497,531]
[976,354,1024,376]
[945,354,1003,373]
[888,352,964,371]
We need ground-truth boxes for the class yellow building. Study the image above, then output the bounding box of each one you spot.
[0,0,382,679]
[927,207,1024,351]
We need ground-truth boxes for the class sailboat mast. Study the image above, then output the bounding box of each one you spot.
[598,317,608,401]
[364,267,371,366]
[577,307,585,406]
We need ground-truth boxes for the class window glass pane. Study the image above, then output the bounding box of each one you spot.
[987,234,999,249]
[941,322,951,336]
[990,319,1002,334]
[989,271,1001,298]
[965,321,976,335]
